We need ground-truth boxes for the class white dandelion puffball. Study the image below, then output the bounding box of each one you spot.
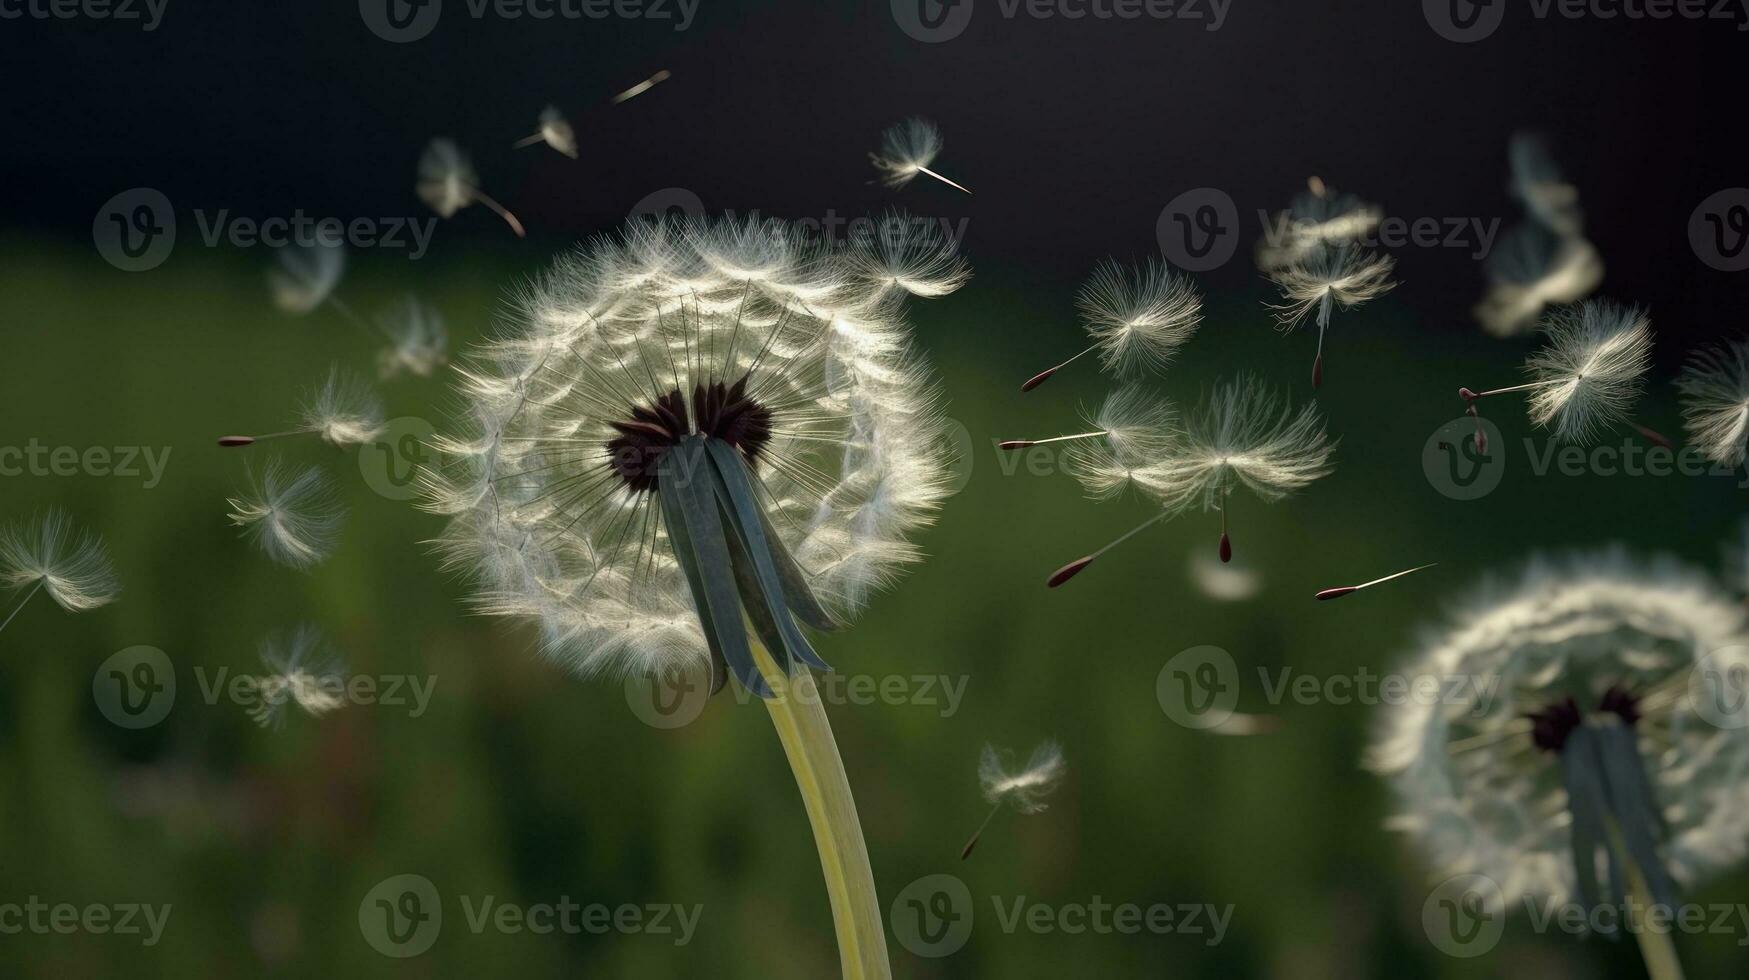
[1078,258,1202,377]
[1255,180,1383,272]
[1524,300,1652,444]
[869,117,969,193]
[1676,337,1749,467]
[1163,374,1336,512]
[1369,553,1749,910]
[227,460,345,570]
[249,625,349,729]
[1268,242,1397,331]
[425,215,966,693]
[0,510,120,612]
[1509,131,1583,238]
[1474,221,1602,338]
[268,240,345,314]
[376,295,449,379]
[980,741,1067,814]
[302,366,386,447]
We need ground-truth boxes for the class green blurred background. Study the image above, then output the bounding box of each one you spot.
[2,234,1746,977]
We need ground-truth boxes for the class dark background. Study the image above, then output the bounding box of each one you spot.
[3,2,1748,978]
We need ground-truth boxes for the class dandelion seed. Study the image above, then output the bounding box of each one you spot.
[1268,243,1396,388]
[0,510,119,635]
[1368,552,1749,975]
[1048,375,1334,583]
[1021,258,1201,392]
[1510,131,1584,238]
[960,741,1066,859]
[1676,338,1749,467]
[1255,177,1383,272]
[375,295,449,379]
[513,105,579,159]
[247,626,348,728]
[869,117,970,194]
[219,366,386,449]
[611,68,671,104]
[1314,562,1436,601]
[227,460,345,570]
[1474,221,1603,338]
[1459,300,1654,446]
[417,138,525,237]
[268,239,346,315]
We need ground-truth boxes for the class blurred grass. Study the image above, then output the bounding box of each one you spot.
[0,235,1745,978]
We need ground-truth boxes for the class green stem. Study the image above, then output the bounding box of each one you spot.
[751,637,891,980]
[1607,818,1685,980]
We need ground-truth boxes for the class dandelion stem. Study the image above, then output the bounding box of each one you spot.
[959,801,1004,860]
[998,430,1107,450]
[0,580,45,636]
[512,132,545,149]
[1609,820,1686,980]
[1461,379,1561,400]
[752,635,891,980]
[915,166,971,195]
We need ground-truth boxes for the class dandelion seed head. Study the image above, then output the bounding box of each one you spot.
[1475,222,1603,338]
[1066,386,1179,499]
[426,215,964,679]
[1268,243,1396,331]
[1077,258,1202,376]
[227,460,345,570]
[1510,131,1584,238]
[249,625,349,729]
[1256,181,1383,271]
[1676,338,1749,467]
[0,509,120,612]
[416,138,477,217]
[1156,374,1336,512]
[537,105,578,159]
[979,741,1067,814]
[301,366,387,447]
[869,117,945,189]
[1524,300,1653,444]
[377,296,449,379]
[267,240,345,314]
[1368,552,1749,907]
